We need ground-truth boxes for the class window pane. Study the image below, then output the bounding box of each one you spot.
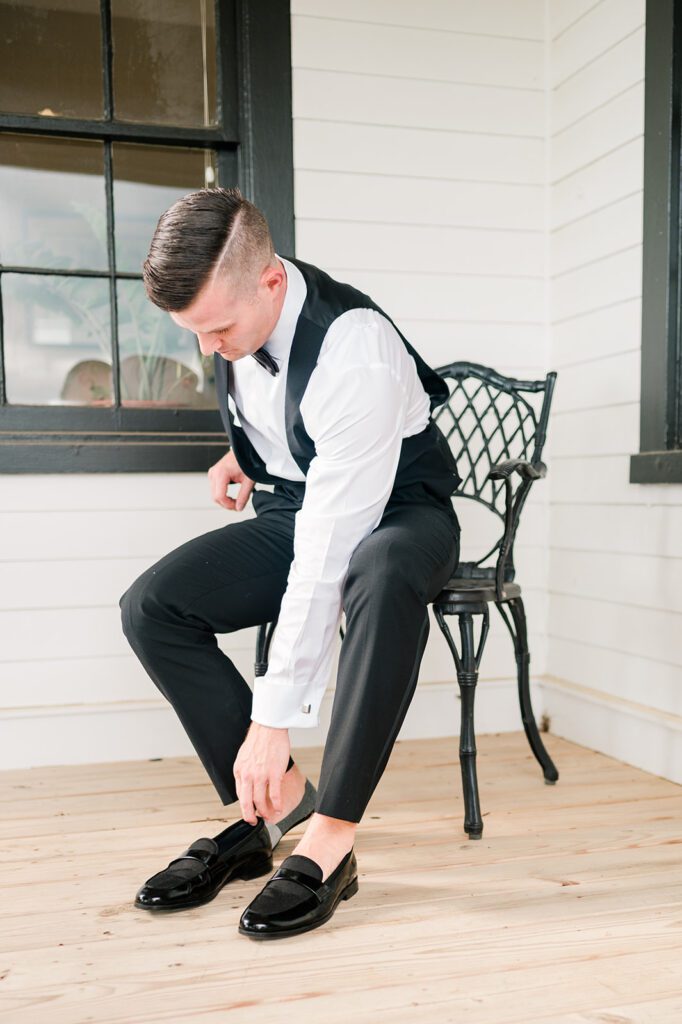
[112,0,217,127]
[113,143,218,273]
[0,1,103,119]
[0,134,108,272]
[3,274,112,406]
[117,280,217,408]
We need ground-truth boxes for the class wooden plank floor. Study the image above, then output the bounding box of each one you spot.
[1,732,681,1024]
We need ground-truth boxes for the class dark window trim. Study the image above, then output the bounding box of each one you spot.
[0,0,294,474]
[630,0,682,483]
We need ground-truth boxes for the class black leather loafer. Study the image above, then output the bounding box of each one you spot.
[134,817,274,912]
[238,847,359,939]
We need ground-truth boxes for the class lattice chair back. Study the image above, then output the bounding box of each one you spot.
[433,361,557,598]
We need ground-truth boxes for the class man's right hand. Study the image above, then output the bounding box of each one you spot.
[208,449,255,511]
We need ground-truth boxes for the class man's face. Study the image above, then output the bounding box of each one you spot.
[169,259,286,361]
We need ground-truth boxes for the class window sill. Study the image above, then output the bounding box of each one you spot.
[0,433,228,473]
[629,450,682,484]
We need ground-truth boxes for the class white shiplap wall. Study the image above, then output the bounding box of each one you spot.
[546,0,682,783]
[2,1,550,771]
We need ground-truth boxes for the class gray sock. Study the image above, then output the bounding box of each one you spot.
[264,777,317,849]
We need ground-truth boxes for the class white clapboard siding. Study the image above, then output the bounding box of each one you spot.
[552,247,643,324]
[317,269,545,324]
[294,70,543,135]
[550,350,641,414]
[551,548,682,617]
[291,16,543,88]
[547,635,682,716]
[547,0,682,782]
[294,171,544,231]
[551,454,682,506]
[297,222,545,278]
[552,136,644,228]
[2,0,549,770]
[550,298,641,368]
[550,403,639,457]
[292,0,545,40]
[550,502,682,559]
[295,120,545,184]
[550,0,644,88]
[551,192,643,277]
[551,82,644,183]
[552,26,645,132]
[549,0,599,40]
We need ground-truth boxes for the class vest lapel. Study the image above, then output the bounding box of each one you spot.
[215,355,280,484]
[284,313,325,474]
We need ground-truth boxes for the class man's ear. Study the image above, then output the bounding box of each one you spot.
[261,259,285,295]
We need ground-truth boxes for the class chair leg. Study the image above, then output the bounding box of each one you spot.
[434,605,490,839]
[256,620,347,676]
[496,596,559,784]
[254,620,278,677]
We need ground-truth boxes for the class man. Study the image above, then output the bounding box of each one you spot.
[119,186,461,939]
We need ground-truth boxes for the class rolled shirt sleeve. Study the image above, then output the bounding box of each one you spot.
[249,326,410,729]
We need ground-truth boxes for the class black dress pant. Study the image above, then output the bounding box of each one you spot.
[119,482,460,824]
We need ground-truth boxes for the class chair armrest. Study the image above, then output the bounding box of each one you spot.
[487,458,546,602]
[487,458,547,481]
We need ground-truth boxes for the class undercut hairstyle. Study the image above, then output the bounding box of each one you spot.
[142,186,276,312]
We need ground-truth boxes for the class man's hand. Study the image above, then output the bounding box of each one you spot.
[208,449,255,511]
[233,722,291,824]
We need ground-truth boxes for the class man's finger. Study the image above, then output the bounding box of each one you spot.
[268,773,282,816]
[252,777,269,820]
[240,777,257,825]
[235,481,252,512]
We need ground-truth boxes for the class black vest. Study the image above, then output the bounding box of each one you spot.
[214,256,462,516]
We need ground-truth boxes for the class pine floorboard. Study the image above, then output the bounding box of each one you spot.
[1,732,681,1024]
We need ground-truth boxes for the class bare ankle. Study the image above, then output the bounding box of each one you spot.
[305,811,357,837]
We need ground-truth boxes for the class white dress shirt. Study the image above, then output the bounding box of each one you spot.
[229,256,431,729]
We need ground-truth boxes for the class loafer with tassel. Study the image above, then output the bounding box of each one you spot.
[238,847,359,939]
[134,817,274,911]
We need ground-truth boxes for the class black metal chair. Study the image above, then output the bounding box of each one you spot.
[430,361,559,839]
[254,360,559,840]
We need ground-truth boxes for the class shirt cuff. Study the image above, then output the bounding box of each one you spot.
[250,676,321,729]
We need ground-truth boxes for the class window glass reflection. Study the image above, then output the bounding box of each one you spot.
[112,0,216,127]
[113,143,218,273]
[3,274,112,405]
[117,280,217,408]
[0,134,107,271]
[0,0,103,119]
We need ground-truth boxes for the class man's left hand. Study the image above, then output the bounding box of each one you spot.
[233,722,291,824]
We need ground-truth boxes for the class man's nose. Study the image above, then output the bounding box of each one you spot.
[196,333,221,355]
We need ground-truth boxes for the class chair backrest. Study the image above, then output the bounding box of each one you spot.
[433,360,557,580]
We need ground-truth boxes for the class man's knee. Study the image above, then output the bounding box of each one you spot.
[343,530,417,606]
[119,567,170,641]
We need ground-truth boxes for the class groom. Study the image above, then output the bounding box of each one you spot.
[120,186,461,939]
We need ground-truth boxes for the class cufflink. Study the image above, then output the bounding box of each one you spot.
[301,703,311,714]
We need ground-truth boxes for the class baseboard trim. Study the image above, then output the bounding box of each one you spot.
[0,676,542,770]
[6,676,678,785]
[540,674,682,785]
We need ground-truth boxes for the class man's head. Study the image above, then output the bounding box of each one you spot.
[142,186,287,361]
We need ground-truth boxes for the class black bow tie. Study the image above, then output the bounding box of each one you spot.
[251,347,279,376]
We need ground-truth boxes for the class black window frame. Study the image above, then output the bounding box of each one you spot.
[630,0,682,483]
[0,0,294,473]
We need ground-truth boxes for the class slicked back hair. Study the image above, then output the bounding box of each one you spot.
[142,186,276,312]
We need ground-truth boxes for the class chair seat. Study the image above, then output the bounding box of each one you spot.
[434,576,521,604]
